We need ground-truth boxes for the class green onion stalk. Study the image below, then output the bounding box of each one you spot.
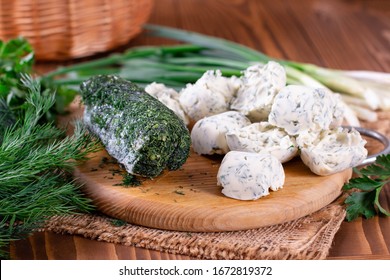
[41,24,390,125]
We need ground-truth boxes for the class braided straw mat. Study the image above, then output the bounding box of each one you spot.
[44,112,390,260]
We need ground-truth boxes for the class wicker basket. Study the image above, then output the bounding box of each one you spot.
[0,0,154,61]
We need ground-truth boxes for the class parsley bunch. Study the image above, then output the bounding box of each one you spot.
[0,37,34,100]
[343,154,390,221]
[0,37,77,121]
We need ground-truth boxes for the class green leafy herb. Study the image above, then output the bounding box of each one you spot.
[0,75,102,259]
[343,154,390,221]
[0,37,78,121]
[0,37,34,101]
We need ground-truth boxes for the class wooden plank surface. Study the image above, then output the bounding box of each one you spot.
[10,0,390,259]
[76,148,351,232]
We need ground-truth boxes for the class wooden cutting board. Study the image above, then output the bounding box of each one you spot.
[75,147,352,232]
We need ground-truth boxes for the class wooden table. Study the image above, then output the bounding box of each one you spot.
[10,0,390,260]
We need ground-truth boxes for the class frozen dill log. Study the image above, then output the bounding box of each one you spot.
[80,75,191,178]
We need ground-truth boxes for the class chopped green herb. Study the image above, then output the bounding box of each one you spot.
[121,173,142,187]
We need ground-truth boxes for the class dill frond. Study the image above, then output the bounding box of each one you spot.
[0,74,102,259]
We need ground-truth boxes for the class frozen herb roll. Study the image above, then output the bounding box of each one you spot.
[80,75,191,178]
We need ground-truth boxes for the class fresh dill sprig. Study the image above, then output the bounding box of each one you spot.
[0,75,102,259]
[343,154,390,221]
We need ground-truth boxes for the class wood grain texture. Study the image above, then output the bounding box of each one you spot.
[10,0,390,259]
[76,148,351,232]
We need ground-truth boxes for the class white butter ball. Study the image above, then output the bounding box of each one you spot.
[191,111,251,155]
[145,82,189,125]
[230,61,286,122]
[298,127,368,176]
[217,151,285,200]
[179,70,240,121]
[226,122,298,163]
[268,85,343,135]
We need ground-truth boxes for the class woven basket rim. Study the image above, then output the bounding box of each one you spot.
[0,0,154,60]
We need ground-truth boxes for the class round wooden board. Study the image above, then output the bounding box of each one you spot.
[75,148,352,232]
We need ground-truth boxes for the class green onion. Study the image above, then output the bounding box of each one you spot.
[41,24,389,123]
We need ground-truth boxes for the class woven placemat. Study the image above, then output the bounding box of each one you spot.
[44,112,389,260]
[44,200,345,260]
